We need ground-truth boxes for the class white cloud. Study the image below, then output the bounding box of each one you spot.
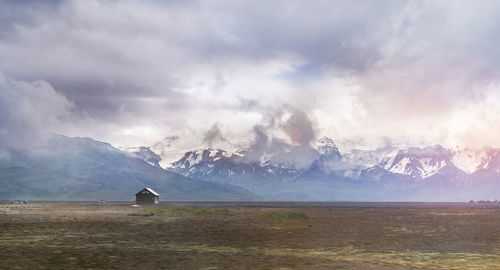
[0,73,73,150]
[1,0,500,151]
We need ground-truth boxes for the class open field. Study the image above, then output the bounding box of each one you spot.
[2,203,500,269]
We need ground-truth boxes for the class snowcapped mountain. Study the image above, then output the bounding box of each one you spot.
[165,138,466,183]
[0,134,256,201]
[381,145,462,179]
[168,148,298,184]
[166,137,344,184]
[142,137,471,182]
[317,137,341,159]
[127,136,500,201]
[170,149,232,169]
[123,146,162,168]
[314,137,342,171]
[451,147,486,173]
[475,148,500,172]
[468,148,500,185]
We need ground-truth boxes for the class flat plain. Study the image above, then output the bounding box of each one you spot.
[1,202,500,269]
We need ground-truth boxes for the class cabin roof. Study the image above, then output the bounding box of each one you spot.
[135,187,160,196]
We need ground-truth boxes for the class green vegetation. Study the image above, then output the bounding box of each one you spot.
[259,210,309,220]
[127,213,155,217]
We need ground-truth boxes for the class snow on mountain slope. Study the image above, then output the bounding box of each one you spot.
[148,135,241,169]
[475,148,500,171]
[170,149,232,169]
[317,137,341,158]
[451,147,486,173]
[119,134,500,201]
[148,137,195,168]
[168,146,299,183]
[133,134,496,186]
[342,147,398,169]
[383,145,456,179]
[163,138,469,181]
[123,146,162,168]
[0,134,257,201]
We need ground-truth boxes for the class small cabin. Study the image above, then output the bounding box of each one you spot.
[135,188,160,205]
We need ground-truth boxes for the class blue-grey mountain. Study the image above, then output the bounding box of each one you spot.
[0,134,256,201]
[147,137,500,201]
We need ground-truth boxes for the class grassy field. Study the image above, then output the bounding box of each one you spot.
[1,203,500,269]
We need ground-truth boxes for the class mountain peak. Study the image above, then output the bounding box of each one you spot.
[169,148,233,169]
[384,145,457,179]
[123,146,162,168]
[317,137,340,158]
[318,136,336,147]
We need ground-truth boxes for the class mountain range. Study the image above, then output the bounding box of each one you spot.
[125,136,500,201]
[0,134,256,201]
[3,133,500,201]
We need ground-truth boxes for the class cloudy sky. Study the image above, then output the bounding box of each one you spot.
[2,0,500,153]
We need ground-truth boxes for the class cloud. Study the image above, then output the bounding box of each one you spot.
[283,109,316,146]
[1,0,500,151]
[355,1,500,115]
[160,136,180,147]
[243,108,318,169]
[0,72,73,151]
[202,122,226,147]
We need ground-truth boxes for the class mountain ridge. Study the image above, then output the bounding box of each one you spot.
[0,134,257,201]
[125,136,500,201]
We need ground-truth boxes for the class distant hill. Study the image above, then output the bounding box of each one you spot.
[0,134,257,201]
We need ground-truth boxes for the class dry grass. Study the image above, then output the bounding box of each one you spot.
[259,210,309,220]
[145,206,233,217]
[1,203,500,269]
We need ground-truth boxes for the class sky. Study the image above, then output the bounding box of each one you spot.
[2,0,500,154]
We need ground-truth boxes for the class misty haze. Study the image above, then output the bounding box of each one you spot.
[2,0,500,269]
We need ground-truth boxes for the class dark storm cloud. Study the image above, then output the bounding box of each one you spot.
[204,1,403,71]
[0,73,72,152]
[202,122,226,147]
[0,0,194,124]
[0,0,62,35]
[244,108,317,169]
[244,125,269,163]
[2,0,500,149]
[0,0,404,122]
[161,136,180,147]
[45,78,191,122]
[283,110,316,146]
